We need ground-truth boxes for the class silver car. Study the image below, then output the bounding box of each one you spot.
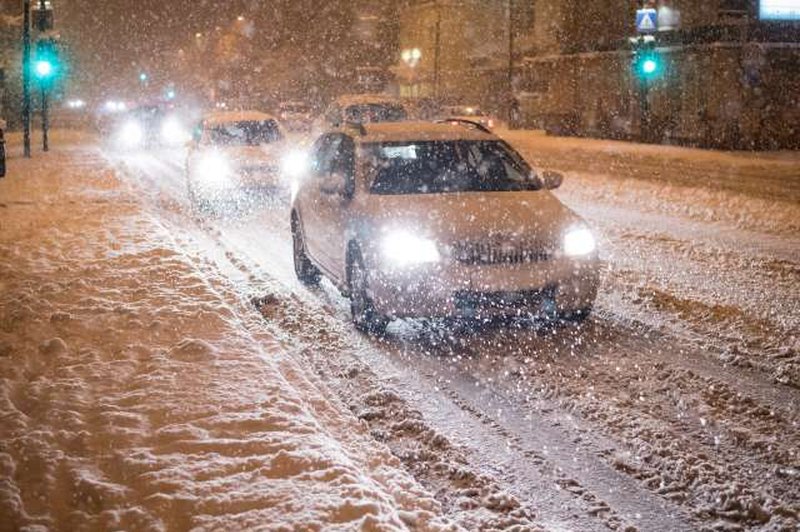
[290,121,599,333]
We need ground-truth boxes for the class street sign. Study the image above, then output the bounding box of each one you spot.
[636,8,658,33]
[32,1,54,31]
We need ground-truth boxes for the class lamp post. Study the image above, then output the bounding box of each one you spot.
[433,3,441,99]
[401,48,421,97]
[507,0,515,125]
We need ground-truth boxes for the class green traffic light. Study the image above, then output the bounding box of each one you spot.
[634,52,662,80]
[35,60,53,79]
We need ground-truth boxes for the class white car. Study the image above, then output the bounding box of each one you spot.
[318,94,408,130]
[290,121,599,333]
[186,111,289,209]
[278,101,312,132]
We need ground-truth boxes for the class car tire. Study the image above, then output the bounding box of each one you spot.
[292,215,321,286]
[560,306,593,324]
[187,173,214,215]
[348,249,388,335]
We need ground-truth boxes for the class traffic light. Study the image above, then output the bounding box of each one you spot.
[632,40,663,82]
[634,51,663,80]
[34,59,53,78]
[34,38,59,87]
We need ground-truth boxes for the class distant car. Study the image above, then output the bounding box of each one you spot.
[441,105,499,130]
[319,94,408,130]
[112,105,190,150]
[290,121,599,334]
[278,101,312,132]
[185,111,290,209]
[0,118,6,178]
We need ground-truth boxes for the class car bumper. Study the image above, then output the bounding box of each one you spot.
[194,169,286,195]
[368,257,599,319]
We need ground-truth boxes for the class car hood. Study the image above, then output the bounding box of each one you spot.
[360,190,584,247]
[219,143,285,167]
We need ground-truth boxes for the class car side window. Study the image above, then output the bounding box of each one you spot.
[310,134,342,179]
[322,135,344,175]
[326,105,341,126]
[329,135,356,197]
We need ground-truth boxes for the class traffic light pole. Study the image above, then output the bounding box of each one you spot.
[38,0,49,152]
[22,0,32,158]
[41,87,48,152]
[639,79,651,143]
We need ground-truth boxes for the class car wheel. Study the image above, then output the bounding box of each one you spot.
[292,216,321,286]
[348,250,388,335]
[187,173,214,214]
[560,306,593,324]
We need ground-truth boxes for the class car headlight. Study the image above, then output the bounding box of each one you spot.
[118,120,144,148]
[564,227,596,257]
[281,150,308,178]
[381,230,440,266]
[160,117,189,145]
[196,153,232,185]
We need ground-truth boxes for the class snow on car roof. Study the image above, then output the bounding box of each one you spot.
[358,121,496,143]
[203,111,278,125]
[335,94,404,106]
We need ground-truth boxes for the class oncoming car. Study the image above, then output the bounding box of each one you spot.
[185,111,289,209]
[113,105,189,150]
[442,105,498,130]
[290,121,599,333]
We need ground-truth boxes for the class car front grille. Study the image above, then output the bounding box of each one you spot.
[453,286,557,313]
[240,164,278,176]
[452,241,551,265]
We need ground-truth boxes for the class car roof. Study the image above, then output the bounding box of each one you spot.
[203,111,277,125]
[335,94,404,107]
[351,121,497,143]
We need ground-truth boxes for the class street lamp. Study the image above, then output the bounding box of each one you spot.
[401,48,422,97]
[401,48,421,68]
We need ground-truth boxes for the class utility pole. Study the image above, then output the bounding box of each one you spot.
[22,0,32,158]
[37,0,49,152]
[507,0,515,125]
[433,2,441,100]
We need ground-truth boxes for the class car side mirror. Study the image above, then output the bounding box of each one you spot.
[541,170,564,190]
[320,172,347,196]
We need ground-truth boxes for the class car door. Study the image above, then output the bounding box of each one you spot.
[315,134,355,280]
[300,134,340,270]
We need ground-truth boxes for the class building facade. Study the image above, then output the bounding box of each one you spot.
[395,0,799,149]
[393,0,508,107]
[518,0,799,149]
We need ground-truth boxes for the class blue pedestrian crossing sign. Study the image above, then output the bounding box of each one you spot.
[636,8,658,33]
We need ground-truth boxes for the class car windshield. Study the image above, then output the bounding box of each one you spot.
[344,104,407,123]
[208,120,282,146]
[366,140,537,195]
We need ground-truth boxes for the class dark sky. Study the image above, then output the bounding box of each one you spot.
[58,0,361,101]
[60,0,249,98]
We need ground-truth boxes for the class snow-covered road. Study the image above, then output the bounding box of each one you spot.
[2,130,798,531]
